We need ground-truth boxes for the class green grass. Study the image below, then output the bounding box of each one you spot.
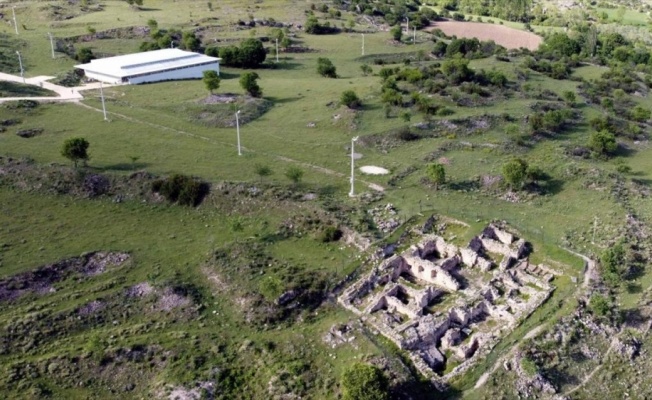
[0,81,57,98]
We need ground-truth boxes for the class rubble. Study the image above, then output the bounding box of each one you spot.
[339,223,555,385]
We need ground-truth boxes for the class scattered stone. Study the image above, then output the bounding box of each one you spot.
[16,128,43,138]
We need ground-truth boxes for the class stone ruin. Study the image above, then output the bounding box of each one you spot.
[339,223,557,387]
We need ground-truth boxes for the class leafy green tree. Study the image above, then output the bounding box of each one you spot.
[540,32,580,57]
[390,25,403,41]
[238,38,267,68]
[75,47,95,63]
[600,241,626,286]
[254,164,272,182]
[341,363,389,400]
[502,158,528,190]
[588,130,617,157]
[202,70,220,94]
[317,57,337,78]
[360,64,372,76]
[61,138,90,168]
[341,90,361,109]
[125,0,144,6]
[285,166,304,185]
[180,31,201,52]
[426,163,445,190]
[239,72,262,97]
[441,57,474,84]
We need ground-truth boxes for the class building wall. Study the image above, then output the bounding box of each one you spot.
[127,62,220,85]
[84,71,122,85]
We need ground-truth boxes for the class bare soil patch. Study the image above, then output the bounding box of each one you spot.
[0,252,130,302]
[426,20,543,51]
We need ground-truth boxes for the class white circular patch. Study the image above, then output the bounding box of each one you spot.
[359,166,390,175]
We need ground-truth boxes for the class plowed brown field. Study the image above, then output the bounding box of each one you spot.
[426,20,543,51]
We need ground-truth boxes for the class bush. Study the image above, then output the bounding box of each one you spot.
[319,226,342,242]
[75,47,95,63]
[317,57,337,78]
[152,174,209,206]
[341,363,389,400]
[218,39,266,68]
[240,72,262,97]
[588,130,617,157]
[341,90,361,109]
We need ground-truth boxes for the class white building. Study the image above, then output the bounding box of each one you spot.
[75,48,221,85]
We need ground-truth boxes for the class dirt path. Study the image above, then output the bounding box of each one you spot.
[75,103,385,192]
[0,72,115,103]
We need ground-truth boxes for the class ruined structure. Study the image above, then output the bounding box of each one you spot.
[339,223,556,386]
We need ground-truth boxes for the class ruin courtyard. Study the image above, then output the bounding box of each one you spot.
[339,220,559,386]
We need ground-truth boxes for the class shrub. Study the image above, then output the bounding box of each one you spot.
[61,137,90,168]
[319,226,343,242]
[317,57,337,78]
[240,72,262,97]
[340,90,361,109]
[152,174,209,206]
[75,47,95,63]
[341,363,389,400]
[588,130,617,157]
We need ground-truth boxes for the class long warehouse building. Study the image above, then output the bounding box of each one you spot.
[75,48,221,85]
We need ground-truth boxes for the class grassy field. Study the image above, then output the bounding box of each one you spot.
[1,0,652,398]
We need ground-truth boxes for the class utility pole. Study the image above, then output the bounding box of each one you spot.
[349,136,359,197]
[275,38,279,63]
[361,33,365,56]
[235,110,242,156]
[12,7,19,35]
[48,33,55,59]
[16,51,24,83]
[99,82,108,121]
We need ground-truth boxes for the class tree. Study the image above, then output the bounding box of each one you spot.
[202,70,220,94]
[341,90,361,109]
[238,38,267,68]
[125,0,144,6]
[502,158,528,190]
[285,166,304,185]
[61,137,90,168]
[426,163,445,190]
[390,25,403,41]
[75,47,95,63]
[341,363,389,400]
[239,72,262,97]
[180,32,201,52]
[317,58,337,78]
[254,164,272,182]
[441,57,474,84]
[588,130,617,157]
[360,64,372,76]
[600,241,626,286]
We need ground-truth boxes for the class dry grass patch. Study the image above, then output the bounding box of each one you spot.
[427,20,543,51]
